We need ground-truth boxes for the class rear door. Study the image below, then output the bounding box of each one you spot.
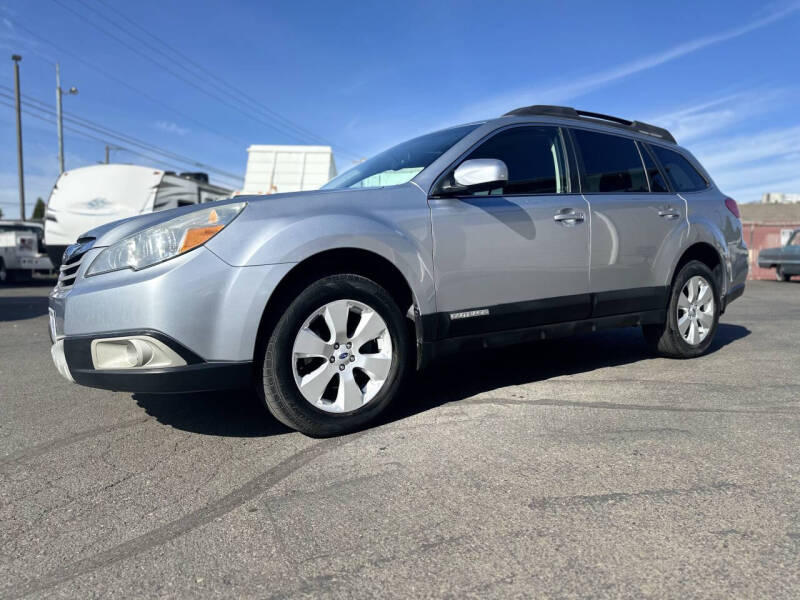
[429,125,591,336]
[570,128,684,316]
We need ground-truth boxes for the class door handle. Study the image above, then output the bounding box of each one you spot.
[658,207,680,219]
[554,209,585,225]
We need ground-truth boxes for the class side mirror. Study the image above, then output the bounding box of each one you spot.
[439,159,508,196]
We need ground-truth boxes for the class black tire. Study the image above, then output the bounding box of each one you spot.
[643,260,720,358]
[776,266,790,282]
[0,259,7,285]
[259,274,412,437]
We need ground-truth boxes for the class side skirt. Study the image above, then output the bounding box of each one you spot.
[418,308,665,367]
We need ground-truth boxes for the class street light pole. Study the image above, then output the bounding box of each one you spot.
[56,62,63,173]
[55,62,77,174]
[12,54,25,221]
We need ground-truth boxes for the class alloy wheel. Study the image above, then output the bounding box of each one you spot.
[677,275,715,345]
[291,299,393,413]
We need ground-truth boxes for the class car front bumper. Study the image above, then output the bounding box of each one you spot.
[49,246,295,393]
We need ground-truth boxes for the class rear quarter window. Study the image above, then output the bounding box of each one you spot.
[650,146,708,192]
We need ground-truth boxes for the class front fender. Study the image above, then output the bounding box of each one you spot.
[207,211,436,316]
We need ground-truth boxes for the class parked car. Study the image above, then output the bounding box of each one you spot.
[758,228,800,281]
[49,105,749,436]
[0,220,54,283]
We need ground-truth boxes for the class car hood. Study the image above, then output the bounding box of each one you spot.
[80,191,320,247]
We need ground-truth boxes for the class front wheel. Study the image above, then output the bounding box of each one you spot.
[776,266,790,282]
[643,260,720,358]
[259,274,411,437]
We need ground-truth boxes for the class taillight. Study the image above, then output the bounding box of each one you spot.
[724,197,740,219]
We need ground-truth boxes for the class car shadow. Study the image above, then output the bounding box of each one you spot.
[133,389,292,437]
[0,295,51,321]
[131,323,749,438]
[381,322,752,426]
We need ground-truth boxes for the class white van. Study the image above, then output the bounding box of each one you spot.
[44,164,231,268]
[0,221,54,283]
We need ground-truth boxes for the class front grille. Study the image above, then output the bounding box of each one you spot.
[58,238,95,290]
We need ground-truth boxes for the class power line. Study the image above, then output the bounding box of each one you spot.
[0,99,218,178]
[5,17,249,148]
[0,100,242,188]
[91,0,357,155]
[51,0,353,154]
[53,0,360,159]
[0,87,243,184]
[0,99,210,175]
[0,91,242,185]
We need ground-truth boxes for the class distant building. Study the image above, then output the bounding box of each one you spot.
[242,145,337,195]
[761,192,800,204]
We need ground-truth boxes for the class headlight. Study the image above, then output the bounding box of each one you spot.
[86,202,245,276]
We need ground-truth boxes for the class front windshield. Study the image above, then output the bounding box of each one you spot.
[322,124,480,190]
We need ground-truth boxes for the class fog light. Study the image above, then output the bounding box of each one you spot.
[125,339,154,367]
[91,336,187,370]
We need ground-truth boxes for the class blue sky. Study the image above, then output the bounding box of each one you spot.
[1,0,799,217]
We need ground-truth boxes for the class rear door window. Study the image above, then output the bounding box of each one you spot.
[571,129,648,193]
[638,143,669,192]
[649,146,708,192]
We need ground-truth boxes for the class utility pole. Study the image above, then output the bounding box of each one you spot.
[12,54,25,220]
[55,62,78,174]
[104,145,122,164]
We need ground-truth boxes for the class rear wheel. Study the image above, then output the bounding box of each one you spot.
[259,274,411,437]
[776,266,790,282]
[643,260,720,358]
[0,259,7,284]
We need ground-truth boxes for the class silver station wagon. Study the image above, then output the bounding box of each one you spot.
[49,105,749,436]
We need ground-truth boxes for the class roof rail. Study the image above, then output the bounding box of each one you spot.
[502,105,676,144]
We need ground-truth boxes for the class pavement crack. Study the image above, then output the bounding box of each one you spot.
[461,397,797,416]
[528,481,742,510]
[0,417,151,470]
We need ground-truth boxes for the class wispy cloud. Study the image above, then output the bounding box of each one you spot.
[154,120,189,136]
[690,124,800,201]
[458,3,800,121]
[648,89,787,143]
[694,125,800,171]
[641,84,800,202]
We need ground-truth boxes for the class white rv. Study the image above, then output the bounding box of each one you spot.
[44,164,231,268]
[242,145,337,195]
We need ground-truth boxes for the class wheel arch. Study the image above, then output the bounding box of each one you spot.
[252,247,423,373]
[669,241,725,296]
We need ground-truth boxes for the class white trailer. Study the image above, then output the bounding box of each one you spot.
[44,164,231,268]
[0,221,54,283]
[242,145,337,195]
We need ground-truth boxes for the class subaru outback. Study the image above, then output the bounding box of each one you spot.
[49,105,748,436]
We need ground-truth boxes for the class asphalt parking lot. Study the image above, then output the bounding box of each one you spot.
[1,279,799,598]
